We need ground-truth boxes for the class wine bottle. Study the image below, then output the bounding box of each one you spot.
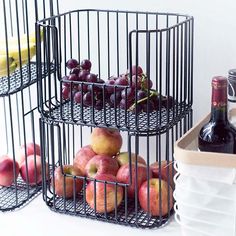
[198,76,236,154]
[228,69,236,126]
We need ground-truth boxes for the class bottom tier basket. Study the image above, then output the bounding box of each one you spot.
[39,110,192,228]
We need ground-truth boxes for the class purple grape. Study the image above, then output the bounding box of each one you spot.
[127,65,143,76]
[70,67,80,75]
[86,73,98,83]
[162,96,174,109]
[142,78,153,90]
[78,70,90,81]
[121,88,135,101]
[61,75,70,87]
[68,74,79,82]
[77,83,88,93]
[62,86,70,100]
[105,80,116,93]
[137,90,147,100]
[74,91,82,104]
[83,92,93,106]
[151,94,161,110]
[130,75,142,89]
[110,92,121,106]
[114,76,129,92]
[66,59,78,70]
[119,99,134,110]
[95,99,103,110]
[97,79,105,84]
[87,84,102,93]
[142,100,155,113]
[109,76,118,81]
[80,59,92,71]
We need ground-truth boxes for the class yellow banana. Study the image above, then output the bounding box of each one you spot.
[0,61,17,77]
[0,55,14,71]
[15,59,30,68]
[0,43,36,63]
[0,29,43,46]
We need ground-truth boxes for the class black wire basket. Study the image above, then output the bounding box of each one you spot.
[37,9,194,228]
[0,0,58,212]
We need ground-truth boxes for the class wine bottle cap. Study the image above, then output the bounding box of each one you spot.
[212,76,227,89]
[228,69,236,102]
[211,76,227,107]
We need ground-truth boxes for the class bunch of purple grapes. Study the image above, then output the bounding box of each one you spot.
[61,58,108,110]
[61,58,174,113]
[105,65,174,113]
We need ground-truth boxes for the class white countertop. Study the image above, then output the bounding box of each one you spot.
[0,196,181,236]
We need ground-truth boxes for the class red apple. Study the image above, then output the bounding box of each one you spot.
[116,163,152,198]
[86,174,123,213]
[73,145,97,176]
[18,142,41,166]
[54,165,84,199]
[115,152,146,166]
[139,178,173,216]
[20,154,48,186]
[150,161,175,188]
[85,154,119,178]
[0,155,19,187]
[91,128,122,156]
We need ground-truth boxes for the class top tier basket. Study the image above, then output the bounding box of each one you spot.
[36,9,194,135]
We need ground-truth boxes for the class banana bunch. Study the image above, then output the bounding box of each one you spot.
[0,30,42,77]
[0,55,17,77]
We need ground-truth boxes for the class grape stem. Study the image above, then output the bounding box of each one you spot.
[128,90,158,111]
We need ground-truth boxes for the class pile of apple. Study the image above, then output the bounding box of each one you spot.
[0,143,46,187]
[53,127,174,216]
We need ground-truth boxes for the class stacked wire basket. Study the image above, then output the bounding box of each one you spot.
[36,9,194,228]
[0,0,58,211]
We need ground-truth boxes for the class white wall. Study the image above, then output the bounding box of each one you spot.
[60,0,236,123]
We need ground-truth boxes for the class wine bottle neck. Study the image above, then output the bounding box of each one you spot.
[211,79,228,123]
[210,106,228,123]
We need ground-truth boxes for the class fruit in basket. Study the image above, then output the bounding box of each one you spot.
[20,154,47,185]
[73,145,97,176]
[116,163,152,198]
[138,178,173,216]
[91,128,122,156]
[127,65,143,76]
[80,59,92,71]
[66,59,78,70]
[85,155,119,178]
[86,173,123,213]
[0,155,20,187]
[115,152,146,166]
[150,161,176,188]
[70,67,80,75]
[18,142,41,166]
[0,31,39,65]
[0,55,14,69]
[54,165,84,199]
[0,43,36,63]
[0,61,17,77]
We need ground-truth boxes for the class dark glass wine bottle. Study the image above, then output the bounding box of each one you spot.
[198,76,236,154]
